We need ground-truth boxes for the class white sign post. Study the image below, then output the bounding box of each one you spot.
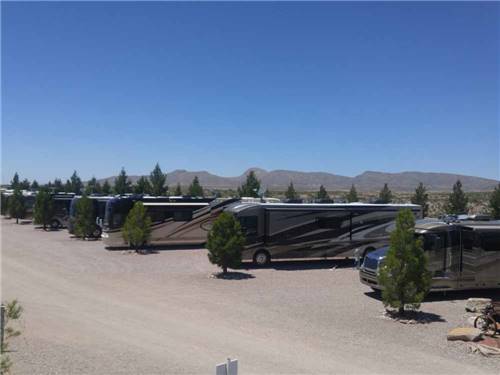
[215,358,238,375]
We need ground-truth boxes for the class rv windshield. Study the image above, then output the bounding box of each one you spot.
[104,198,133,230]
[415,232,446,252]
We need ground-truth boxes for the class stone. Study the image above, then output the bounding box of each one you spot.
[467,316,477,327]
[465,298,492,313]
[447,327,482,342]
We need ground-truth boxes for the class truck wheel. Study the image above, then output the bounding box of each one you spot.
[92,226,102,238]
[254,250,270,266]
[50,219,60,230]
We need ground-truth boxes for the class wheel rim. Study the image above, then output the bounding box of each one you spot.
[256,253,268,265]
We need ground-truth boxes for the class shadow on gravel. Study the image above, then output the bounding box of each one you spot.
[365,289,500,303]
[211,271,255,280]
[18,220,33,225]
[105,244,203,252]
[384,309,447,324]
[243,258,356,271]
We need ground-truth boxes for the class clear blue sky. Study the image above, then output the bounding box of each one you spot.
[2,2,499,183]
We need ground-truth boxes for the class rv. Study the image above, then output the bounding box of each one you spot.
[49,193,76,229]
[225,202,422,265]
[360,221,500,291]
[102,196,238,247]
[67,195,114,237]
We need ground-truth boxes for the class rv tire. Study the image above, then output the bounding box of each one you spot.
[92,226,102,238]
[254,250,271,266]
[50,219,60,230]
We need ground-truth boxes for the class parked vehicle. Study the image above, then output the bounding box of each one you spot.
[49,193,76,229]
[102,196,238,247]
[225,202,422,265]
[67,195,114,237]
[360,221,500,291]
[0,189,37,219]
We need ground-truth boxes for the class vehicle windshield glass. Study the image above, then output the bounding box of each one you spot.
[415,232,446,251]
[105,199,133,229]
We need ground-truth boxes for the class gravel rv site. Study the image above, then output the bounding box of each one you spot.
[2,218,499,374]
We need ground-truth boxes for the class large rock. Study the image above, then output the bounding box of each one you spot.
[447,327,483,342]
[465,298,492,313]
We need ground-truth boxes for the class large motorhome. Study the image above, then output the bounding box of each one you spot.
[67,195,114,237]
[360,221,500,291]
[225,202,422,265]
[49,193,76,229]
[0,189,37,219]
[102,196,238,247]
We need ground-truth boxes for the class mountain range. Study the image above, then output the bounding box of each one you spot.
[97,168,499,192]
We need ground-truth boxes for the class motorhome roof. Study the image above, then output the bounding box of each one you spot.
[227,202,421,213]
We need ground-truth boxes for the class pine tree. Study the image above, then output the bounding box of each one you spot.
[53,178,63,192]
[114,168,131,195]
[8,188,26,224]
[188,176,204,197]
[74,194,97,238]
[378,209,431,315]
[174,183,183,196]
[33,188,54,230]
[122,202,152,253]
[346,184,359,203]
[30,180,39,191]
[206,212,245,275]
[95,182,103,194]
[102,180,112,195]
[134,176,152,195]
[70,171,83,194]
[149,163,167,196]
[285,182,298,200]
[317,185,329,201]
[85,177,98,195]
[378,183,392,203]
[489,183,500,219]
[20,179,31,190]
[411,182,429,217]
[10,173,20,189]
[64,180,72,193]
[446,180,468,214]
[237,171,261,198]
[0,299,23,374]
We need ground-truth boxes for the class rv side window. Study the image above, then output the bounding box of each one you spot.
[479,232,500,252]
[174,211,193,222]
[239,216,258,235]
[462,230,476,251]
[317,214,349,229]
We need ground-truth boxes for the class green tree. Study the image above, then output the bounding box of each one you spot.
[317,185,329,200]
[285,181,298,200]
[0,299,23,374]
[378,183,393,203]
[30,180,39,191]
[33,189,54,230]
[122,202,152,253]
[206,212,245,275]
[53,178,63,193]
[102,180,112,195]
[20,179,30,190]
[188,176,204,197]
[74,194,97,238]
[134,176,152,195]
[346,184,359,202]
[84,176,101,195]
[8,189,26,224]
[378,209,431,315]
[446,180,468,214]
[489,183,500,219]
[70,171,83,194]
[149,163,167,196]
[64,179,72,193]
[174,183,183,196]
[411,182,429,217]
[237,171,260,198]
[114,168,131,195]
[10,173,20,190]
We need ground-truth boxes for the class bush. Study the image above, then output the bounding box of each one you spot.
[33,189,54,230]
[74,195,96,238]
[122,202,152,253]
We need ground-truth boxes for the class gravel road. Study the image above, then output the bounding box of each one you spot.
[2,218,499,374]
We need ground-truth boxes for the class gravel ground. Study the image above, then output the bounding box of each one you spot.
[2,218,499,374]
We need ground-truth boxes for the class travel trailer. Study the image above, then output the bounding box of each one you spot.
[102,196,238,247]
[360,221,500,291]
[67,195,114,237]
[225,202,422,265]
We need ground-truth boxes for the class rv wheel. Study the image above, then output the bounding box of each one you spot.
[92,226,102,238]
[254,250,270,266]
[50,219,60,230]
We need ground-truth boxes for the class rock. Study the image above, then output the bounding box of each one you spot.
[465,298,492,313]
[447,327,482,342]
[467,316,477,327]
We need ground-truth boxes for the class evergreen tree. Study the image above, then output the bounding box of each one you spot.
[95,182,103,194]
[134,176,152,195]
[64,180,72,193]
[33,188,54,230]
[20,179,31,190]
[207,212,245,275]
[8,189,26,224]
[317,185,329,201]
[149,163,167,196]
[69,171,83,194]
[285,182,298,200]
[378,183,392,203]
[489,183,500,219]
[411,182,429,217]
[114,168,131,195]
[237,171,261,198]
[122,202,152,253]
[378,209,431,315]
[85,177,99,195]
[53,178,63,192]
[74,194,97,238]
[30,180,39,191]
[174,183,183,196]
[188,176,204,197]
[346,184,359,202]
[0,299,23,374]
[10,173,20,189]
[446,180,468,214]
[102,180,112,195]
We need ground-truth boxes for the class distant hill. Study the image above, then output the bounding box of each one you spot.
[96,168,499,192]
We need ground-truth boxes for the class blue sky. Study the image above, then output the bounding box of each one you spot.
[2,2,499,183]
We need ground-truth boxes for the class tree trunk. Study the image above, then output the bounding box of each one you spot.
[16,217,19,224]
[223,266,227,275]
[398,306,405,316]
